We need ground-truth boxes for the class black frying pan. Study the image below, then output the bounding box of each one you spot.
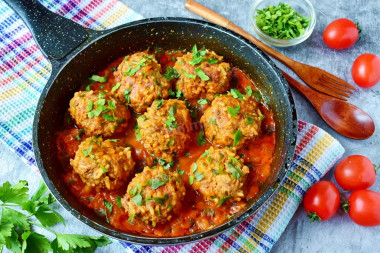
[5,0,297,245]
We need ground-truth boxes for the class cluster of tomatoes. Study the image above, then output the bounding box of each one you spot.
[304,155,380,226]
[323,18,380,88]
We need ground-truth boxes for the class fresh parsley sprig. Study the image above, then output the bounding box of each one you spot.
[0,180,111,253]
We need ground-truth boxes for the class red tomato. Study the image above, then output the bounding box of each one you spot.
[303,181,340,222]
[348,190,380,226]
[323,18,359,49]
[334,155,376,191]
[351,54,380,88]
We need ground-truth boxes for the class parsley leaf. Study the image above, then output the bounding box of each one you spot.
[86,100,93,111]
[132,194,143,206]
[189,176,194,185]
[0,180,29,205]
[111,82,121,92]
[194,171,204,182]
[116,195,123,208]
[246,86,253,97]
[227,106,241,118]
[207,58,218,64]
[195,67,210,81]
[155,99,164,109]
[1,207,30,230]
[246,117,254,125]
[218,196,230,207]
[22,231,52,253]
[134,123,142,141]
[252,91,262,102]
[233,129,242,147]
[230,89,244,100]
[163,66,180,81]
[81,145,92,157]
[197,98,210,105]
[189,44,207,65]
[89,74,108,83]
[184,152,190,157]
[197,131,207,146]
[34,205,65,227]
[102,114,115,122]
[124,89,132,103]
[181,69,196,79]
[153,194,169,205]
[148,174,169,190]
[124,58,147,76]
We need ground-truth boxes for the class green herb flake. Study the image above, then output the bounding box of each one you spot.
[86,100,93,111]
[163,66,180,81]
[209,118,216,125]
[89,74,108,83]
[131,194,143,206]
[100,164,108,174]
[134,123,142,141]
[81,145,92,157]
[181,68,196,79]
[227,106,241,118]
[260,114,266,121]
[167,138,175,147]
[254,2,311,39]
[197,131,207,146]
[227,214,235,219]
[194,171,204,181]
[107,139,119,142]
[155,99,164,109]
[124,89,132,103]
[189,44,207,65]
[195,67,210,81]
[192,163,198,173]
[218,196,230,207]
[189,176,194,185]
[230,89,244,100]
[184,152,190,157]
[116,195,122,208]
[246,117,254,125]
[197,98,210,105]
[233,129,242,147]
[125,58,147,76]
[177,167,185,176]
[74,135,81,141]
[128,214,135,222]
[111,82,121,92]
[148,174,169,190]
[168,89,175,97]
[102,114,116,122]
[207,58,218,64]
[252,91,262,102]
[153,194,169,205]
[246,86,253,97]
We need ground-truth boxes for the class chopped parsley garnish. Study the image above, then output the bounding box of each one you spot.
[177,167,185,176]
[246,86,253,97]
[197,131,207,146]
[124,89,132,103]
[233,129,242,147]
[227,106,241,118]
[255,2,311,39]
[192,163,198,173]
[155,99,164,109]
[194,171,204,181]
[100,84,105,89]
[167,138,175,146]
[81,145,92,157]
[252,91,262,102]
[102,114,115,122]
[153,194,169,205]
[107,139,119,142]
[116,195,122,207]
[189,44,207,65]
[75,135,81,141]
[131,194,143,206]
[148,174,169,190]
[246,117,254,125]
[176,90,183,98]
[207,58,218,64]
[202,150,210,157]
[209,118,216,125]
[195,66,210,81]
[89,74,108,83]
[111,82,121,92]
[218,196,230,207]
[166,102,178,130]
[189,176,195,185]
[168,89,175,96]
[197,98,210,105]
[100,164,108,174]
[260,114,266,121]
[227,214,235,219]
[230,89,244,100]
[128,214,135,222]
[86,100,93,111]
[122,55,130,62]
[134,123,142,141]
[228,163,243,180]
[163,66,180,81]
[184,152,190,157]
[181,69,196,79]
[124,58,147,76]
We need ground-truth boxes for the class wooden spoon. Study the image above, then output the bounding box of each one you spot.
[281,71,375,139]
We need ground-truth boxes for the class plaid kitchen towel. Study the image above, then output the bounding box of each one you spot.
[0,1,345,253]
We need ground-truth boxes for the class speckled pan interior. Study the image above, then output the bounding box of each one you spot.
[33,18,297,245]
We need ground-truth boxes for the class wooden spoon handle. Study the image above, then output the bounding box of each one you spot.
[185,0,295,66]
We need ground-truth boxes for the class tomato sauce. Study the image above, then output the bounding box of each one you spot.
[56,49,276,237]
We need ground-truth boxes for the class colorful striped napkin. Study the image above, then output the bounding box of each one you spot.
[0,1,345,252]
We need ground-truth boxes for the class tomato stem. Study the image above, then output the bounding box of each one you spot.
[306,211,322,223]
[374,163,380,174]
[355,20,362,41]
[340,203,350,213]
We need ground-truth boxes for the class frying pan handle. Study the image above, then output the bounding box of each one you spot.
[4,0,89,61]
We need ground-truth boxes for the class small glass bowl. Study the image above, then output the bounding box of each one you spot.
[250,0,316,47]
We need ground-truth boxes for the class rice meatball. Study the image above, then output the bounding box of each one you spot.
[200,94,263,149]
[113,52,171,113]
[173,48,231,101]
[137,99,192,162]
[190,147,249,204]
[69,90,130,137]
[70,137,135,190]
[122,165,186,226]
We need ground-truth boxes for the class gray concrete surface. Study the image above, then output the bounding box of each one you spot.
[2,0,380,252]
